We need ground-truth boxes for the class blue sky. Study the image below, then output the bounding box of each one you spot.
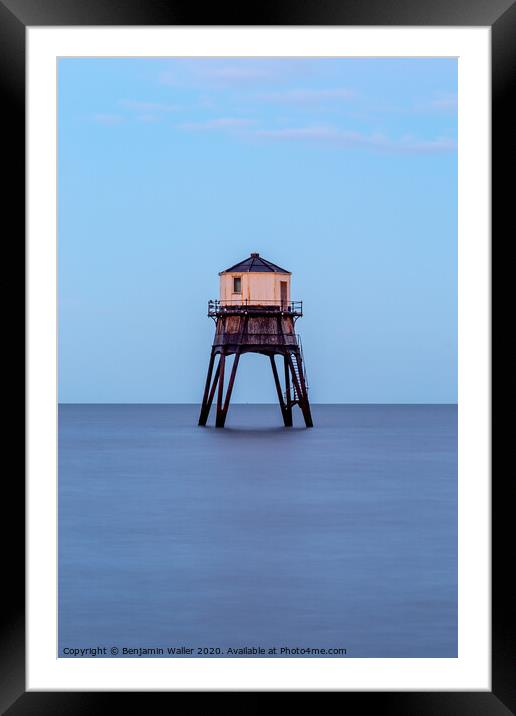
[58,58,457,403]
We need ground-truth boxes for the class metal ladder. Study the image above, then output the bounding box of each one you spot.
[284,335,309,403]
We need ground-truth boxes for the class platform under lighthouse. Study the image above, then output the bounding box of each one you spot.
[198,252,313,428]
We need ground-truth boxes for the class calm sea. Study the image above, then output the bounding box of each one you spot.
[58,404,457,658]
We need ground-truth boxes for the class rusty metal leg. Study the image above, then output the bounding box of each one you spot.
[215,354,226,428]
[198,351,216,425]
[270,355,289,426]
[283,354,293,427]
[198,353,221,426]
[219,351,240,427]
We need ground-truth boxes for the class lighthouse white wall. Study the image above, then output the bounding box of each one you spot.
[219,272,291,305]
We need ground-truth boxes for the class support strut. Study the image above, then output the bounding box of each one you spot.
[199,349,312,428]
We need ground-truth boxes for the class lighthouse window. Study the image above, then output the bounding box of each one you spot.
[233,277,242,294]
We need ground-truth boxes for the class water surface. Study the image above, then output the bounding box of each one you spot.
[58,404,457,657]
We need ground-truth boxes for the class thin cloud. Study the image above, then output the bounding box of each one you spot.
[119,99,180,113]
[158,70,179,86]
[178,118,256,131]
[159,64,271,88]
[255,125,456,153]
[159,59,310,88]
[92,100,182,125]
[201,66,273,81]
[396,135,457,153]
[258,88,355,105]
[136,114,160,124]
[92,113,124,125]
[418,93,458,112]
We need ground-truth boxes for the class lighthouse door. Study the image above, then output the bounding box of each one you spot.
[280,281,287,309]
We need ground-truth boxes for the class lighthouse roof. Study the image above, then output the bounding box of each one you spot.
[220,253,291,275]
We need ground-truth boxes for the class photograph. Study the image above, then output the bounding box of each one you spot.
[57,56,458,660]
[7,6,501,704]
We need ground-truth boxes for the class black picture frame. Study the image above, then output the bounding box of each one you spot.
[7,0,506,710]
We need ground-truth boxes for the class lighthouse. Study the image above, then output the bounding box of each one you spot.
[198,252,313,428]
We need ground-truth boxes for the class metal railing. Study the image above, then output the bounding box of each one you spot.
[213,331,298,343]
[208,299,302,316]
